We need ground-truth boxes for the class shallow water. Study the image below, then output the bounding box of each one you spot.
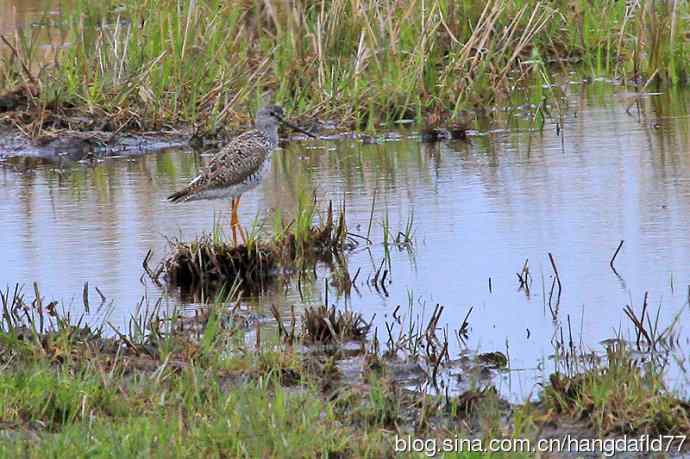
[3,84,690,401]
[0,0,65,53]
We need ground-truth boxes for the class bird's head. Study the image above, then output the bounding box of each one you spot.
[257,105,284,121]
[255,105,315,138]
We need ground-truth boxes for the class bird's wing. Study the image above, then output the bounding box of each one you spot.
[203,130,271,186]
[170,130,271,201]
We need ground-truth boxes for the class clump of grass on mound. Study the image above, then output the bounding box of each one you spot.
[162,235,277,289]
[157,200,348,290]
[543,344,690,436]
[301,305,371,344]
[269,302,373,350]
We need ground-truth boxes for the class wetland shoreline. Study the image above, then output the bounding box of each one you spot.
[0,282,688,457]
[2,0,689,141]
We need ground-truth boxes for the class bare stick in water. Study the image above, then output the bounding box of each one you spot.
[610,240,624,273]
[548,252,562,298]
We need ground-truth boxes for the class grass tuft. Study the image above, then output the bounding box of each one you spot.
[543,343,690,436]
[301,304,371,344]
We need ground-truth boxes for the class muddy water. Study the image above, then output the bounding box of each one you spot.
[3,86,690,400]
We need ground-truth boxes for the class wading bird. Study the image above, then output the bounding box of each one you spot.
[167,105,315,243]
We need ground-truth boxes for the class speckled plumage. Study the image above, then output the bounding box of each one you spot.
[168,105,283,203]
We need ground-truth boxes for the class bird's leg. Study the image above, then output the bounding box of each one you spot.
[235,195,247,243]
[230,197,239,245]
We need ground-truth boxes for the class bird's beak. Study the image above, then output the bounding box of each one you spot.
[275,115,316,138]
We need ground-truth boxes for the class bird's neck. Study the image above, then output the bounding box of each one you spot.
[256,122,279,149]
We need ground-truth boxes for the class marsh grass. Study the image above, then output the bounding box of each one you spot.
[543,342,690,436]
[0,284,348,456]
[273,194,348,259]
[2,0,688,137]
[300,304,371,343]
[0,362,353,458]
[3,281,690,457]
[0,283,456,458]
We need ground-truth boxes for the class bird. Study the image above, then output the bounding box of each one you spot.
[167,105,315,244]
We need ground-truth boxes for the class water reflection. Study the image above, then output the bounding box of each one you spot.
[0,0,59,34]
[0,0,67,62]
[3,85,690,401]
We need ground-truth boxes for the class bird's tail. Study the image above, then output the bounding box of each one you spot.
[169,175,202,203]
[167,187,192,203]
